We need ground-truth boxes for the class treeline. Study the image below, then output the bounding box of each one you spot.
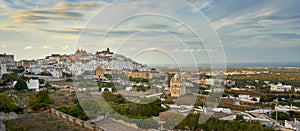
[97,81,117,91]
[57,104,89,120]
[129,77,149,83]
[0,93,23,113]
[173,114,274,131]
[1,74,28,90]
[29,91,54,111]
[101,92,167,119]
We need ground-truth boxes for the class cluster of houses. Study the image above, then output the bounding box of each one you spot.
[0,48,148,79]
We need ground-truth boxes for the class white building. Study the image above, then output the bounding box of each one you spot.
[27,79,40,91]
[285,119,300,130]
[49,69,63,78]
[213,108,232,114]
[125,87,133,91]
[238,95,260,103]
[294,87,300,92]
[29,66,43,74]
[270,83,292,92]
[100,88,112,92]
[205,78,214,85]
[0,53,16,70]
[275,104,300,113]
[0,64,7,76]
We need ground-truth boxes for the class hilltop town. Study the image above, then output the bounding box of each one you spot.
[0,49,300,130]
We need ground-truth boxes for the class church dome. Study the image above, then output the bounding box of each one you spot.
[174,73,180,80]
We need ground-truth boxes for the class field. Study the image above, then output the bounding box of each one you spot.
[4,111,86,131]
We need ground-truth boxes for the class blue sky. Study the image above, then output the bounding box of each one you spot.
[0,0,300,66]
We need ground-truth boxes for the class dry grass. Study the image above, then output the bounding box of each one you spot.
[3,111,87,131]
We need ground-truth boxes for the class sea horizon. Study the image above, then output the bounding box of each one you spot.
[149,62,300,68]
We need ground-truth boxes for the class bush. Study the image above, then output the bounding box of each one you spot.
[39,72,52,76]
[29,91,54,111]
[65,78,73,82]
[58,104,89,120]
[0,93,18,113]
[174,114,274,131]
[14,80,28,90]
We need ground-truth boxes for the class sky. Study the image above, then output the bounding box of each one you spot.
[0,0,300,66]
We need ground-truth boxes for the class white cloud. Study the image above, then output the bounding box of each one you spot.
[1,45,6,48]
[175,48,217,53]
[41,45,52,49]
[24,46,33,50]
[55,2,100,10]
[0,1,11,11]
[61,45,69,50]
[187,0,212,11]
[146,48,159,51]
[212,8,277,30]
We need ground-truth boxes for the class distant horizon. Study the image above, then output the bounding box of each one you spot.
[2,51,300,68]
[148,62,300,68]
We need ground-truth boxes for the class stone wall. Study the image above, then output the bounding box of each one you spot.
[108,117,139,129]
[50,108,106,131]
[0,122,5,131]
[0,112,22,131]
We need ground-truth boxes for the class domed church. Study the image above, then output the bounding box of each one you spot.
[170,73,185,97]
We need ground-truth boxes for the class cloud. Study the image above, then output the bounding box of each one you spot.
[0,25,17,30]
[41,45,53,49]
[175,48,217,53]
[0,1,11,11]
[1,45,6,48]
[10,1,102,24]
[55,2,99,10]
[146,48,159,51]
[24,46,33,50]
[186,0,212,11]
[137,24,169,30]
[12,9,84,23]
[61,45,69,50]
[40,28,82,34]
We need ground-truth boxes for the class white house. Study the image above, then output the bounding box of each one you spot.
[246,85,256,89]
[275,105,300,113]
[49,70,63,78]
[125,87,133,91]
[27,79,40,91]
[0,64,7,76]
[238,95,260,103]
[100,88,112,92]
[213,108,232,114]
[29,66,42,74]
[294,87,300,92]
[205,78,214,85]
[284,119,300,130]
[270,83,292,92]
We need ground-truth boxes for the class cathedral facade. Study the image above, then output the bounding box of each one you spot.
[170,73,185,97]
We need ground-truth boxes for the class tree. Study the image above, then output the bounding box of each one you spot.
[235,115,244,121]
[45,82,52,88]
[14,80,28,90]
[65,78,73,82]
[58,104,89,120]
[101,92,125,104]
[39,71,52,76]
[271,111,291,120]
[251,97,257,102]
[2,74,21,81]
[104,88,109,92]
[104,74,112,79]
[38,79,45,85]
[29,91,54,111]
[0,93,18,113]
